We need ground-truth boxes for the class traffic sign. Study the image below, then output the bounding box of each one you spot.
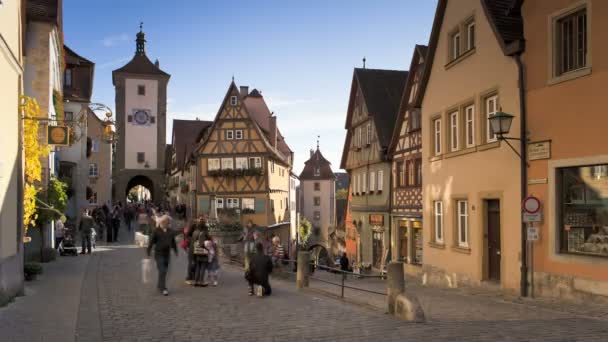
[527,227,539,241]
[523,196,541,214]
[523,212,542,223]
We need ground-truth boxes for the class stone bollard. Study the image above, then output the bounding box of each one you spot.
[386,262,405,314]
[296,251,310,289]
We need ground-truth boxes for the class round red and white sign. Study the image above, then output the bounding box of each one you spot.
[523,196,541,214]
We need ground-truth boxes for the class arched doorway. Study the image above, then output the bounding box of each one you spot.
[126,175,154,203]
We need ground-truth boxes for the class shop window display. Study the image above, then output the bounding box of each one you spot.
[560,164,608,257]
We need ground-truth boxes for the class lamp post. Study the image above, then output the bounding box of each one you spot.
[487,111,529,297]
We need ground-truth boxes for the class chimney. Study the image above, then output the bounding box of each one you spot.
[154,59,160,68]
[269,115,277,148]
[240,86,249,98]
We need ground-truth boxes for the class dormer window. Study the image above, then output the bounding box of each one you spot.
[230,96,238,106]
[64,68,72,87]
[314,167,320,176]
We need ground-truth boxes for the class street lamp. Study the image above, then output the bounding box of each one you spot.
[487,111,529,298]
[88,103,118,144]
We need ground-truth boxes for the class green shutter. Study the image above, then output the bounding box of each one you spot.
[254,198,266,213]
[199,196,210,215]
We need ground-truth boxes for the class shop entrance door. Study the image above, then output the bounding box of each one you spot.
[372,231,384,269]
[486,199,501,282]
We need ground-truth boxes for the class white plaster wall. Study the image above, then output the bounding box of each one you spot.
[300,179,335,237]
[124,78,158,169]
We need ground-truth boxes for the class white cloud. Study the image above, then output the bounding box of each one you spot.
[101,33,129,47]
[97,57,131,69]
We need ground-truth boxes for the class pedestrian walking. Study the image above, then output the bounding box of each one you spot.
[245,242,273,296]
[146,215,178,296]
[182,221,197,285]
[79,209,95,255]
[54,217,66,250]
[191,225,210,287]
[124,205,134,231]
[271,236,285,268]
[339,252,350,272]
[206,236,220,287]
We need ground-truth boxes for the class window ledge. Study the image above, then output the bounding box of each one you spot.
[477,141,500,152]
[429,155,443,162]
[444,146,477,159]
[547,67,592,86]
[445,48,476,70]
[429,241,445,249]
[451,246,471,254]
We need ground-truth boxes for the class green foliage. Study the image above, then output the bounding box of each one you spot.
[298,216,313,247]
[52,89,64,121]
[24,262,43,276]
[336,188,348,200]
[37,177,69,224]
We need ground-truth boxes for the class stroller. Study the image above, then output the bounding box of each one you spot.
[59,226,78,256]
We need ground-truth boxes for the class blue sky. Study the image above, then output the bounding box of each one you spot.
[63,0,437,174]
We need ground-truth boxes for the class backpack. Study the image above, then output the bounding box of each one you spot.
[193,231,209,256]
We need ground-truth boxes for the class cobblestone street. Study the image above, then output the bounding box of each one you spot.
[3,228,608,342]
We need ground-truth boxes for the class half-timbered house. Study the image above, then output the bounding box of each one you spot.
[389,45,427,272]
[196,82,293,240]
[340,68,408,270]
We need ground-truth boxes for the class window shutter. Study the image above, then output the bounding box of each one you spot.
[199,196,210,214]
[254,198,266,213]
[128,115,133,123]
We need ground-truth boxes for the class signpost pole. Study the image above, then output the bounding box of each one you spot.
[530,227,535,298]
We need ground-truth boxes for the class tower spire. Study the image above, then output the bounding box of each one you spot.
[136,22,146,55]
[362,57,366,69]
[317,135,320,150]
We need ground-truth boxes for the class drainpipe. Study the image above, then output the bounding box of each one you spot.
[515,53,528,298]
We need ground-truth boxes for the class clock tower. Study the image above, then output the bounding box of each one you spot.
[112,25,170,204]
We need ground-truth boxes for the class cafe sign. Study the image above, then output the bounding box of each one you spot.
[48,125,70,146]
[369,214,384,226]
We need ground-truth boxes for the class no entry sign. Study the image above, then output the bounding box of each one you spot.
[523,196,542,223]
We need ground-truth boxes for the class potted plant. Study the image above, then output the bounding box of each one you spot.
[24,262,43,281]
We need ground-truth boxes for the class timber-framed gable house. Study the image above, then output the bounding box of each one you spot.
[340,68,407,270]
[196,81,293,233]
[389,45,428,268]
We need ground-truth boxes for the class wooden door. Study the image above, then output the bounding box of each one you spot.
[487,200,501,282]
[372,231,384,269]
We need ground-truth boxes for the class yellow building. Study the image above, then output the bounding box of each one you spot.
[419,0,525,291]
[196,82,293,238]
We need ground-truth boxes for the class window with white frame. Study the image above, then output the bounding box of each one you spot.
[434,201,443,243]
[451,31,461,60]
[467,21,475,50]
[249,157,262,169]
[226,198,239,209]
[221,158,234,170]
[91,139,100,153]
[242,198,255,210]
[89,163,98,177]
[362,172,367,193]
[314,167,320,176]
[486,95,498,142]
[208,158,220,171]
[377,170,384,192]
[235,130,243,139]
[555,7,588,76]
[433,118,442,155]
[226,130,234,140]
[457,200,469,247]
[369,171,376,192]
[450,111,459,151]
[230,96,238,106]
[216,198,224,209]
[235,157,248,170]
[366,123,372,145]
[465,105,475,147]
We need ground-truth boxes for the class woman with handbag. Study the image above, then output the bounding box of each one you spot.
[191,226,210,287]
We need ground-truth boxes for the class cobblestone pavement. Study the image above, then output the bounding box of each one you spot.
[3,224,608,341]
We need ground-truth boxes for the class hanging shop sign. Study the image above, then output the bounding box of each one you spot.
[47,125,70,146]
[369,214,384,226]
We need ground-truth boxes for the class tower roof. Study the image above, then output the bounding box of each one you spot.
[112,25,170,83]
[299,147,335,180]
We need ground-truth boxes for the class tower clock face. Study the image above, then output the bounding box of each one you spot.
[133,110,150,125]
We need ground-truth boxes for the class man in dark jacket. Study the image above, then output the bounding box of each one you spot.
[146,215,177,296]
[339,253,350,272]
[247,242,273,296]
[79,209,95,255]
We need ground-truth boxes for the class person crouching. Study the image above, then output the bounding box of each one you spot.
[246,242,273,296]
